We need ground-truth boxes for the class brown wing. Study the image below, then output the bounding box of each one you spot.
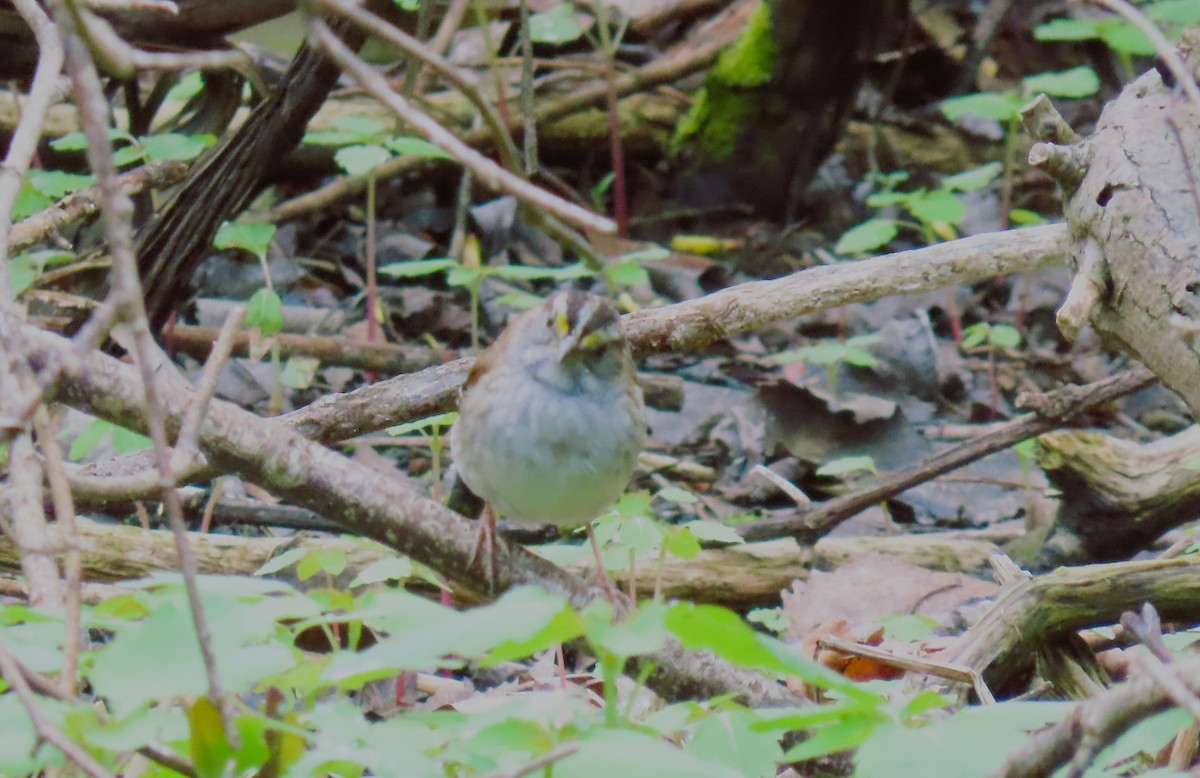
[463,341,499,393]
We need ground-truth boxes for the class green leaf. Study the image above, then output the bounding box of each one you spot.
[297,547,347,580]
[657,485,698,504]
[686,708,782,778]
[447,265,486,287]
[605,259,650,287]
[939,91,1022,122]
[782,715,880,761]
[335,144,392,176]
[879,613,937,641]
[663,526,701,559]
[255,547,309,577]
[617,245,671,263]
[0,617,66,673]
[584,599,669,659]
[245,287,284,337]
[854,702,1073,778]
[49,131,91,151]
[942,162,1002,193]
[323,586,580,683]
[906,189,965,227]
[69,418,113,460]
[842,347,878,368]
[280,355,321,389]
[28,169,96,199]
[8,254,36,296]
[1013,438,1037,464]
[82,704,187,754]
[680,520,743,545]
[385,136,453,160]
[0,694,66,775]
[961,323,990,349]
[165,71,206,102]
[668,602,882,701]
[746,607,788,634]
[188,697,233,778]
[988,324,1021,349]
[1099,22,1155,56]
[349,554,414,587]
[555,728,741,778]
[141,132,215,162]
[834,219,898,255]
[1149,0,1200,24]
[1008,208,1046,226]
[304,116,388,146]
[817,455,877,477]
[12,182,52,220]
[377,258,458,278]
[528,3,584,44]
[902,690,955,719]
[112,144,147,167]
[1023,66,1100,99]
[494,289,545,309]
[491,262,593,281]
[387,411,458,436]
[1092,707,1191,769]
[591,171,616,205]
[214,221,277,257]
[111,424,152,454]
[1033,18,1101,41]
[89,594,295,716]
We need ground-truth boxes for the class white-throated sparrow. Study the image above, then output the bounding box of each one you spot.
[451,290,646,588]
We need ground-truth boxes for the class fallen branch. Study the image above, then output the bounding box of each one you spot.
[942,556,1200,696]
[70,222,1071,501]
[0,516,1007,608]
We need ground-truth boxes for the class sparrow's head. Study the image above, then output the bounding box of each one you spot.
[546,290,623,362]
[516,290,629,391]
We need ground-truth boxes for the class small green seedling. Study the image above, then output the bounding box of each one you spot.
[387,411,458,499]
[378,245,657,347]
[1036,1,1200,80]
[961,322,1021,351]
[835,163,1004,256]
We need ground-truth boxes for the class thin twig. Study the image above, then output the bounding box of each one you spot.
[269,0,748,224]
[311,0,521,175]
[32,406,84,695]
[50,0,236,742]
[306,18,616,235]
[175,307,246,463]
[738,366,1156,543]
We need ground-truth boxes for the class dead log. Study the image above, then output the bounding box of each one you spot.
[942,556,1200,698]
[1025,426,1200,569]
[1029,42,1200,416]
[0,517,1003,608]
